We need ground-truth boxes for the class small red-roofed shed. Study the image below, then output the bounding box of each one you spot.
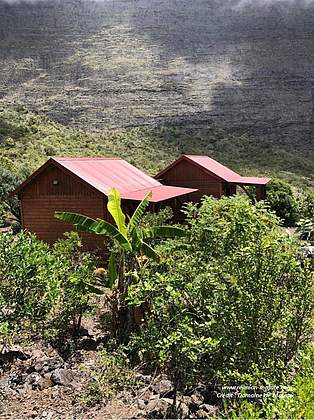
[12,157,196,250]
[156,155,270,202]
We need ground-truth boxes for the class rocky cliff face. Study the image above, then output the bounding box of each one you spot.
[0,0,314,152]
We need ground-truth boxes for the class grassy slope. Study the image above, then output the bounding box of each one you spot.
[0,105,313,190]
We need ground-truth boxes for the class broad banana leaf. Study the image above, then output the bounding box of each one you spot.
[140,242,160,262]
[130,227,144,252]
[107,188,128,239]
[108,252,118,288]
[55,212,131,250]
[55,212,97,232]
[128,191,152,231]
[85,282,104,295]
[143,225,187,240]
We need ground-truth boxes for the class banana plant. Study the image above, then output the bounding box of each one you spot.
[55,188,186,291]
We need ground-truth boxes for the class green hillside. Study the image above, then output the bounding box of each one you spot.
[0,104,313,190]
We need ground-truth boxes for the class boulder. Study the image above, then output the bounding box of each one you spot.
[34,356,65,374]
[135,373,152,384]
[37,377,53,391]
[146,397,173,419]
[30,349,47,361]
[9,372,28,386]
[51,369,75,387]
[187,392,205,411]
[177,401,189,418]
[199,404,219,416]
[26,372,42,389]
[137,399,146,410]
[151,378,173,396]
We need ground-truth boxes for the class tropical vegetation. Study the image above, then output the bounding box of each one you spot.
[0,190,313,418]
[55,188,186,338]
[0,104,313,418]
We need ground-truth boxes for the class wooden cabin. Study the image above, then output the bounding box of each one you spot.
[156,155,270,202]
[12,157,196,251]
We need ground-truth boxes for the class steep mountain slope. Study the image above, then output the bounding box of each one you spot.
[0,106,313,189]
[0,0,314,155]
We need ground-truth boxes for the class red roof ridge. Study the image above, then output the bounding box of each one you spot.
[53,156,122,161]
[183,154,208,157]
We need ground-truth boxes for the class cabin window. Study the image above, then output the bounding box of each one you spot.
[52,180,59,186]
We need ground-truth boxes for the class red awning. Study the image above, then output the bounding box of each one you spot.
[121,186,197,203]
[237,176,270,185]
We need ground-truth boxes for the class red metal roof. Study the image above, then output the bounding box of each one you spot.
[157,155,270,185]
[54,158,197,201]
[13,157,197,203]
[122,186,197,203]
[239,176,270,185]
[183,155,242,183]
[54,157,161,195]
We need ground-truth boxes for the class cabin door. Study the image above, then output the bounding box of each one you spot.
[224,184,236,197]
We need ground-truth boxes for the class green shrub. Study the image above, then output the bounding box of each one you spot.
[0,231,99,341]
[0,202,9,228]
[299,191,314,220]
[265,178,298,226]
[223,343,314,419]
[0,166,21,199]
[81,344,138,407]
[127,196,313,393]
[297,218,314,243]
[0,161,23,221]
[140,206,173,228]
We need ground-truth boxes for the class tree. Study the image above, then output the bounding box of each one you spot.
[127,196,313,398]
[265,178,298,226]
[299,191,314,220]
[55,188,186,338]
[0,231,99,341]
[0,159,23,221]
[297,218,314,243]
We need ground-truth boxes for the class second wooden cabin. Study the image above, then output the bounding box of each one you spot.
[156,155,270,202]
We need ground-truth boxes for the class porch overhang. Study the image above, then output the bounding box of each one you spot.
[121,186,198,203]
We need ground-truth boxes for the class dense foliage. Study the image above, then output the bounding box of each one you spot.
[299,191,314,221]
[224,343,314,419]
[265,178,298,226]
[0,158,23,223]
[0,232,99,342]
[0,100,313,416]
[127,196,313,394]
[0,194,313,417]
[55,188,185,338]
